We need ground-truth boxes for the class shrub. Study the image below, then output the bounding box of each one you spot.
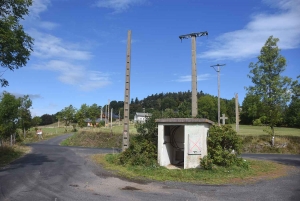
[253,119,262,126]
[200,155,213,170]
[118,135,157,166]
[207,125,244,168]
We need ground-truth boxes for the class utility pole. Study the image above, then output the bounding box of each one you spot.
[211,64,226,126]
[122,30,131,152]
[119,110,120,126]
[235,93,239,132]
[179,31,208,117]
[100,107,103,122]
[111,108,113,131]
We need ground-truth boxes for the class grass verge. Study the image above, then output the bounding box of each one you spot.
[90,154,295,185]
[61,131,122,148]
[0,145,31,167]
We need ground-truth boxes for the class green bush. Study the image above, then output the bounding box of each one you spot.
[118,135,157,167]
[207,125,244,168]
[200,155,213,170]
[253,119,262,126]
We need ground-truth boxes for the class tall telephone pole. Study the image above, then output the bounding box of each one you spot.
[122,30,131,152]
[235,93,239,132]
[179,31,208,117]
[211,64,226,126]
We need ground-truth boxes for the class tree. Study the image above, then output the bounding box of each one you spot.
[31,116,41,127]
[0,0,34,87]
[240,94,264,125]
[285,76,300,128]
[57,105,77,131]
[0,92,21,144]
[197,95,217,121]
[246,36,293,137]
[88,103,99,126]
[18,95,32,138]
[40,114,54,125]
[75,104,89,128]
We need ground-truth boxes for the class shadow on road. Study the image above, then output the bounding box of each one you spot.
[0,153,54,172]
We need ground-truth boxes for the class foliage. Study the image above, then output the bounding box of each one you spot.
[135,110,161,144]
[31,116,41,127]
[285,76,300,128]
[88,103,100,126]
[252,119,263,126]
[197,95,217,121]
[18,95,32,137]
[200,155,213,170]
[0,92,21,141]
[40,114,55,125]
[240,94,263,124]
[207,125,246,168]
[0,0,34,87]
[118,135,157,166]
[177,100,191,117]
[57,105,77,131]
[246,36,293,136]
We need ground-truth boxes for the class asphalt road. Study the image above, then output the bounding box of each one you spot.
[0,134,299,201]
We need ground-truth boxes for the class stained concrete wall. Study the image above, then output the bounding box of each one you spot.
[157,118,213,169]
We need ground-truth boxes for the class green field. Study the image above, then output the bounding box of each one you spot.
[235,125,300,136]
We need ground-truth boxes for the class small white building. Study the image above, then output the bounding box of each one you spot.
[156,118,213,169]
[134,112,152,123]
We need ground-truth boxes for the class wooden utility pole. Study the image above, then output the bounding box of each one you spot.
[179,31,208,117]
[122,30,131,152]
[107,99,110,127]
[119,110,120,126]
[211,64,226,126]
[111,108,113,129]
[235,93,239,131]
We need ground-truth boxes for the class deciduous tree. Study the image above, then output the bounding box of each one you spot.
[0,0,34,87]
[0,92,21,144]
[18,95,32,138]
[246,36,293,136]
[57,105,76,131]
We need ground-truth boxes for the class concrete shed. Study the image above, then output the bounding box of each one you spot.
[156,118,214,169]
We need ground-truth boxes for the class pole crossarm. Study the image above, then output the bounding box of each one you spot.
[179,31,208,41]
[211,63,226,72]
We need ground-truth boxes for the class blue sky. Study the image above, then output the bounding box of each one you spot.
[2,0,300,116]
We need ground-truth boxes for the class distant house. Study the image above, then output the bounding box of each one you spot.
[84,112,120,127]
[134,112,152,123]
[85,118,105,127]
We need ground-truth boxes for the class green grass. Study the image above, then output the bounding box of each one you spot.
[79,123,138,135]
[91,154,294,185]
[22,126,73,144]
[236,125,300,136]
[0,145,31,167]
[61,131,122,148]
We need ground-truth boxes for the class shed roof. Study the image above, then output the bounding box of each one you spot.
[155,118,214,124]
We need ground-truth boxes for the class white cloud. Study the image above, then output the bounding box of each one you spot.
[95,0,146,13]
[38,21,59,30]
[0,92,42,99]
[200,0,300,61]
[34,60,112,91]
[29,0,51,18]
[175,74,212,82]
[30,30,93,60]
